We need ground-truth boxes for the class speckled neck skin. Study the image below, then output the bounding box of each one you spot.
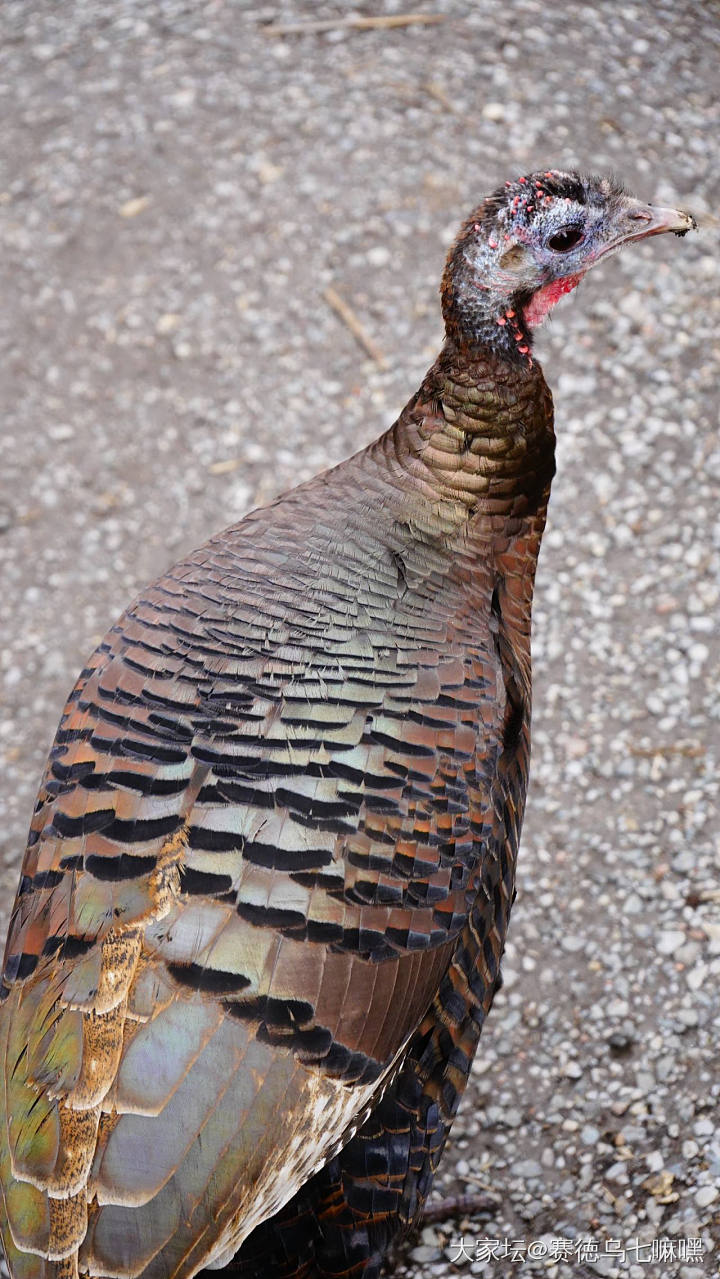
[442,238,535,364]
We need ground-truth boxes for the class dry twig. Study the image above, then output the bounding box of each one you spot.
[263,13,444,37]
[208,459,241,475]
[421,1191,499,1224]
[323,286,387,368]
[424,80,456,113]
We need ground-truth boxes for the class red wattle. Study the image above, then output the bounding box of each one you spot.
[524,272,584,328]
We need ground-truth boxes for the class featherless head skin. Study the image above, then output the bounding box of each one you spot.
[442,169,697,363]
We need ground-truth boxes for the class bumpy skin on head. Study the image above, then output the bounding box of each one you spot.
[0,171,694,1279]
[442,169,695,365]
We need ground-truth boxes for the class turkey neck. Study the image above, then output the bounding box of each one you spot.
[364,340,555,583]
[314,341,553,683]
[370,340,555,528]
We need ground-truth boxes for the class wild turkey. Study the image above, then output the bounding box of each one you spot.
[0,171,695,1279]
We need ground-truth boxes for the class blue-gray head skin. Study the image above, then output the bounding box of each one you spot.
[442,169,697,365]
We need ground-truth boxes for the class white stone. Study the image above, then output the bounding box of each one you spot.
[366,246,390,267]
[657,930,685,955]
[686,964,707,991]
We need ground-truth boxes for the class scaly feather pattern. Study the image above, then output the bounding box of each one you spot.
[0,171,694,1279]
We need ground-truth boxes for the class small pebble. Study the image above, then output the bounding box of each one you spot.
[656,930,685,956]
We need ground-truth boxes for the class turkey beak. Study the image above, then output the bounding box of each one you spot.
[597,198,697,259]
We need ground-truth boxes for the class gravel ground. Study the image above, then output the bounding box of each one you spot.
[0,3,718,1278]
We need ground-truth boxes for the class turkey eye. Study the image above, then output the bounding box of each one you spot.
[547,225,584,252]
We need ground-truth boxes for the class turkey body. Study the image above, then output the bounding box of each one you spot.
[0,169,694,1279]
[0,348,553,1279]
